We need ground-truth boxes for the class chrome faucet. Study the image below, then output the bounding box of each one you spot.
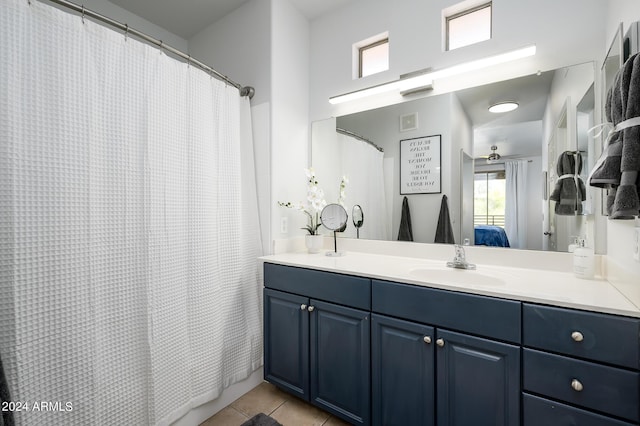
[446,244,476,270]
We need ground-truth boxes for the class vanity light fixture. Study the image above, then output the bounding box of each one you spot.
[328,79,411,104]
[329,44,536,105]
[489,101,519,113]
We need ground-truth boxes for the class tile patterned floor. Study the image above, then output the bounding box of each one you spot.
[200,382,351,426]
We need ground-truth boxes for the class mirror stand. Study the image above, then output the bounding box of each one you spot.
[326,231,345,257]
[321,203,349,256]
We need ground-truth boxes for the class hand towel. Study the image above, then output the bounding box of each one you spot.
[434,194,455,244]
[397,196,414,241]
[549,151,586,215]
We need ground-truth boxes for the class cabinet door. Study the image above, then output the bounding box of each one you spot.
[436,329,520,426]
[372,314,435,426]
[264,289,309,400]
[310,299,370,425]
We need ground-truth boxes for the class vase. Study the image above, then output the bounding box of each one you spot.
[305,234,324,254]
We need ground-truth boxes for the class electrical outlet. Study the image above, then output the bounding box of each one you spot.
[280,217,288,234]
[633,228,640,262]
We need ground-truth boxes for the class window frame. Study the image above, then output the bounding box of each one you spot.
[358,38,389,78]
[445,2,492,51]
[473,169,506,226]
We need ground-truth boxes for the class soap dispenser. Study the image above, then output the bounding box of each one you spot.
[573,238,595,279]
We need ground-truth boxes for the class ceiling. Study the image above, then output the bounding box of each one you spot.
[109,0,357,39]
[455,70,555,160]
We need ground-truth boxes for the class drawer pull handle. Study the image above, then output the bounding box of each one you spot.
[436,338,445,347]
[423,336,432,344]
[571,379,584,392]
[307,306,315,312]
[300,304,307,311]
[571,331,584,342]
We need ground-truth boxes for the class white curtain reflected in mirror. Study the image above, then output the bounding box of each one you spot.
[311,118,390,241]
[505,160,529,248]
[336,131,390,240]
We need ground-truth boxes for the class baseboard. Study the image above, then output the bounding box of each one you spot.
[171,367,264,426]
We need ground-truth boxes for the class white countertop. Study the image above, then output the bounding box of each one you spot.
[260,251,640,318]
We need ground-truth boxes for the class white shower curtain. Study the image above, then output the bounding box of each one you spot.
[0,1,263,425]
[505,160,528,249]
[337,132,390,240]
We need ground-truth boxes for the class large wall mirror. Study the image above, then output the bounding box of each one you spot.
[312,61,604,253]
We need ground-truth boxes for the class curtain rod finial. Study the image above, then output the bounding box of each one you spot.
[240,86,255,99]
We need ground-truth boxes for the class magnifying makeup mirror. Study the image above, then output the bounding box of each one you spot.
[321,203,348,256]
[352,205,364,239]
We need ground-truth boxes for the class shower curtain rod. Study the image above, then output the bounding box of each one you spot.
[40,0,255,98]
[337,128,384,152]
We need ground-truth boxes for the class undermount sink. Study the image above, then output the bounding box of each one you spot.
[408,266,506,286]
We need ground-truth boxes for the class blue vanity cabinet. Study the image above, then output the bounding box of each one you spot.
[371,279,522,426]
[264,262,640,426]
[263,263,371,425]
[522,303,640,425]
[371,314,436,426]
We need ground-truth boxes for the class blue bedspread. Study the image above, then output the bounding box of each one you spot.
[474,225,510,247]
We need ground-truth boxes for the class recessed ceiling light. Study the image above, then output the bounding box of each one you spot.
[489,101,519,113]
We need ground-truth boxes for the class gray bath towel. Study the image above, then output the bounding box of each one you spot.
[614,52,640,218]
[549,151,585,215]
[590,71,624,187]
[397,196,413,241]
[590,52,640,218]
[434,194,455,244]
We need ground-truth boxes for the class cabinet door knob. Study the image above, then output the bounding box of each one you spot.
[423,336,432,344]
[436,338,445,347]
[307,306,315,312]
[571,379,584,392]
[571,331,584,342]
[300,304,307,311]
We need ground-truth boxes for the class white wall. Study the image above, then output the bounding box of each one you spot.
[309,0,607,121]
[190,0,310,249]
[270,0,310,244]
[49,0,188,50]
[449,92,473,243]
[189,0,274,253]
[190,0,312,252]
[604,3,640,282]
[189,0,271,105]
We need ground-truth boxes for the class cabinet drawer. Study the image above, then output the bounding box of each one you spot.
[523,349,640,422]
[264,263,370,310]
[523,393,636,426]
[523,303,640,369]
[372,279,521,343]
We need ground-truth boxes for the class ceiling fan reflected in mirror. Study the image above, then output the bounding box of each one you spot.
[478,144,528,163]
[481,145,502,162]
